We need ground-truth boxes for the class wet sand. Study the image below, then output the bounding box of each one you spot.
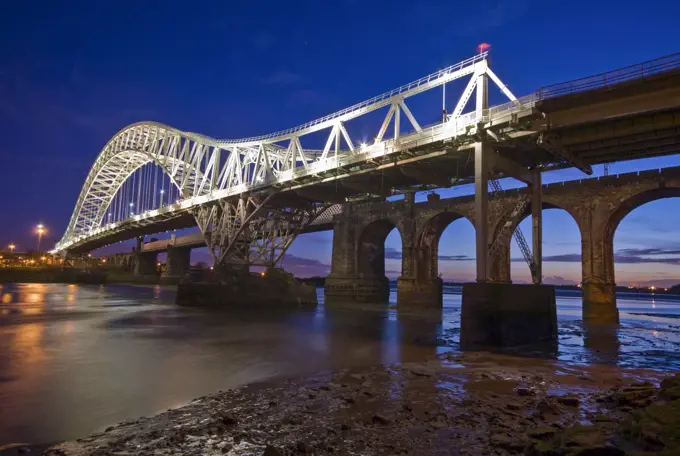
[42,353,677,455]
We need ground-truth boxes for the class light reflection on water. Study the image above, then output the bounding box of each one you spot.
[0,283,679,445]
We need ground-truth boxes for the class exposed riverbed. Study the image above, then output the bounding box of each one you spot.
[1,283,679,451]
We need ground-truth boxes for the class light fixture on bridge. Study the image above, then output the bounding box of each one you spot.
[129,202,134,207]
[160,189,165,194]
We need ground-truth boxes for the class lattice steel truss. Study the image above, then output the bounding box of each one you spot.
[194,196,329,267]
[54,51,540,267]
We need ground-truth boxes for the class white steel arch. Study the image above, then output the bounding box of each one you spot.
[55,52,540,260]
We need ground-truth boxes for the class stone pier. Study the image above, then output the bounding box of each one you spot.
[134,252,158,276]
[176,268,317,308]
[162,246,191,281]
[460,282,557,348]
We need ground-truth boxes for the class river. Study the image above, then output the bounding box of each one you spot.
[1,282,679,447]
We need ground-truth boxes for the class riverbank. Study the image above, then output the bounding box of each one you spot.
[40,352,678,455]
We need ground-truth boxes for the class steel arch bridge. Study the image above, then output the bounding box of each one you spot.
[51,51,581,267]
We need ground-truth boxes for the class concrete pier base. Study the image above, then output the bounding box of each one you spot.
[134,252,158,276]
[396,277,443,307]
[324,276,390,304]
[176,268,317,308]
[161,247,191,284]
[460,282,557,348]
[582,281,619,324]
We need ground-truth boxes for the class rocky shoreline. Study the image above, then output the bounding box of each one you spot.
[27,352,677,456]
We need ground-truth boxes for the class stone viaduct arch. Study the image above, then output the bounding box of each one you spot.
[325,166,680,323]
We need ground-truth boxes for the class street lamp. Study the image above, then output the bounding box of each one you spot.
[36,224,46,252]
[8,243,15,253]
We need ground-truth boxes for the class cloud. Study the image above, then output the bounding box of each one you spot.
[260,71,303,85]
[385,247,473,261]
[454,0,529,37]
[281,254,330,277]
[509,247,680,265]
[251,32,271,51]
[617,247,680,256]
[287,89,328,106]
[543,275,577,286]
[512,253,582,263]
[384,248,402,260]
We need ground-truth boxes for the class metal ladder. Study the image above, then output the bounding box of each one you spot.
[488,179,539,283]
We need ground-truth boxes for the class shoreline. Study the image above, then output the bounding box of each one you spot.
[29,353,680,455]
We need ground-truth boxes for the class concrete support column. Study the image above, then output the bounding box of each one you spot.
[581,204,618,324]
[325,205,378,303]
[474,142,490,282]
[397,192,443,307]
[163,247,191,279]
[134,252,158,275]
[489,236,511,283]
[531,170,543,283]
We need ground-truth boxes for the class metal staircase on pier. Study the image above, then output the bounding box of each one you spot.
[488,179,539,283]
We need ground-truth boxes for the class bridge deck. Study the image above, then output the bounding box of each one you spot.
[61,53,680,254]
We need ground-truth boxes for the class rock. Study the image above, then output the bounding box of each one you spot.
[557,395,580,407]
[621,399,680,452]
[17,447,30,454]
[661,374,680,390]
[286,415,303,425]
[340,423,351,430]
[105,426,115,432]
[297,441,313,454]
[372,414,390,425]
[349,374,365,381]
[560,426,616,453]
[262,445,284,456]
[410,369,432,377]
[515,387,535,397]
[506,401,522,411]
[610,385,656,407]
[221,413,238,426]
[536,399,561,415]
[489,432,526,451]
[528,426,559,440]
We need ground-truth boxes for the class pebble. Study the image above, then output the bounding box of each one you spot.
[515,387,535,397]
[372,414,390,425]
[262,445,284,456]
[221,413,238,426]
[557,395,580,407]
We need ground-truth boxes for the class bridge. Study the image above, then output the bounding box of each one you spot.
[52,50,680,340]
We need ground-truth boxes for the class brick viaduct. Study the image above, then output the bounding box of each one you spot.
[325,166,680,323]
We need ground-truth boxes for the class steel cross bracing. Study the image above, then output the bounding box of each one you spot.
[488,179,538,283]
[54,52,538,265]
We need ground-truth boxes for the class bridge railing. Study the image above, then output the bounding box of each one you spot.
[214,52,488,145]
[536,52,680,100]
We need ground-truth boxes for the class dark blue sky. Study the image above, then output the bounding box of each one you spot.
[1,0,680,285]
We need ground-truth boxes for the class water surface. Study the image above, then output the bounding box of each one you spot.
[1,282,679,445]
